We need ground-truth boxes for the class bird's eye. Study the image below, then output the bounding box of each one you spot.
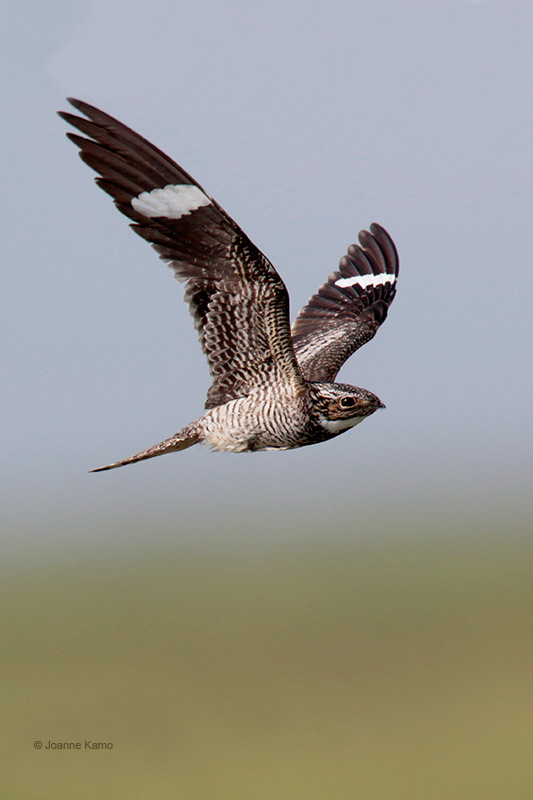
[340,396,356,408]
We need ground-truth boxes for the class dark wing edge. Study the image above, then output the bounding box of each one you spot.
[291,223,399,382]
[58,99,305,406]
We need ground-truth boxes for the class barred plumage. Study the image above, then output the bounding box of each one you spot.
[59,99,399,471]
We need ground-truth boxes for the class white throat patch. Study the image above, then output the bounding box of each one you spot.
[319,414,366,433]
[131,184,211,219]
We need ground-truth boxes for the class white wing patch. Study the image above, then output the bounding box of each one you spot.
[335,273,395,290]
[131,184,211,219]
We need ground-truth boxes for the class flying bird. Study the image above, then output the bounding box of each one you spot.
[59,99,399,471]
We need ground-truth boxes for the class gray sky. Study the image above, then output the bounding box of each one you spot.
[2,0,532,554]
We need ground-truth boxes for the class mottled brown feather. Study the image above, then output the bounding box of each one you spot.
[59,99,305,408]
[291,224,398,381]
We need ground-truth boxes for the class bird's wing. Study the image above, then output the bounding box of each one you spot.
[59,99,305,409]
[291,224,398,382]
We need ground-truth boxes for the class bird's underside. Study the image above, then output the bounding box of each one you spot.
[59,99,399,471]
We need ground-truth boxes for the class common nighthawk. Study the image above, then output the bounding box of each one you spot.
[59,99,399,471]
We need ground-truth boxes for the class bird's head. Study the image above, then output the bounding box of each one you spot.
[310,381,385,434]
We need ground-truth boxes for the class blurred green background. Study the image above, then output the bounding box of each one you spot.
[3,513,532,800]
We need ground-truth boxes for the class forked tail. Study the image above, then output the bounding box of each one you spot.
[91,424,200,472]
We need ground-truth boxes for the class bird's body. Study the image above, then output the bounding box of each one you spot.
[59,100,399,471]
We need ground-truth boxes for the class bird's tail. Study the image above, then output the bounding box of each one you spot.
[90,424,200,472]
